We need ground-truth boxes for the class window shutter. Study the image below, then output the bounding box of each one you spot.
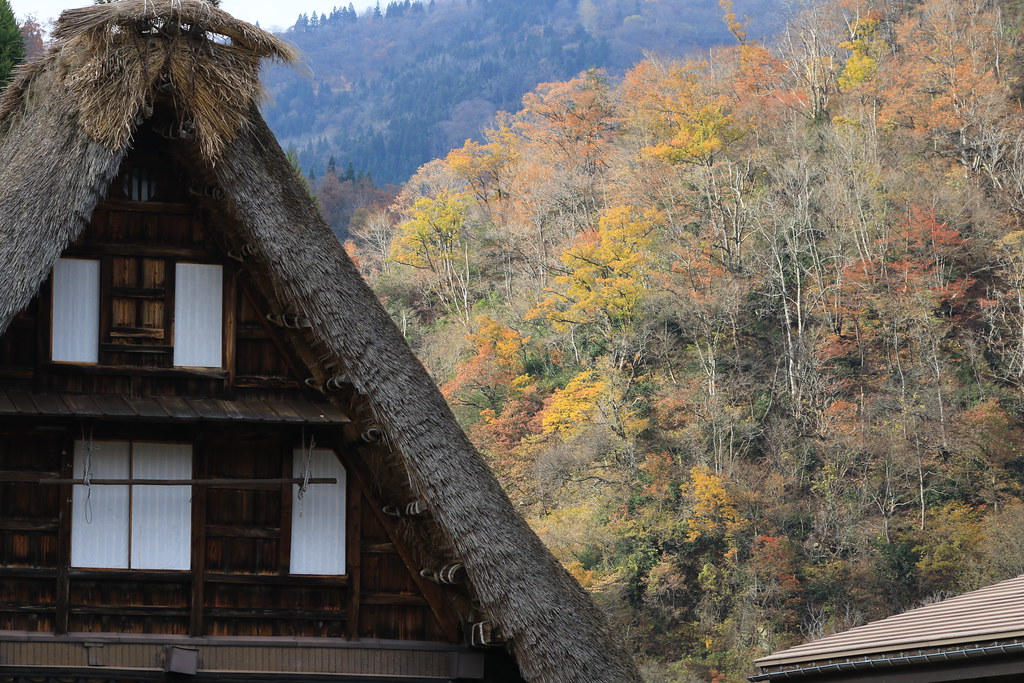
[290,449,347,575]
[131,443,192,570]
[173,263,223,367]
[71,441,130,569]
[52,258,100,363]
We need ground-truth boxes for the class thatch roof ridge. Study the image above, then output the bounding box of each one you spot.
[51,0,296,62]
[1,0,296,163]
[213,118,642,683]
[0,4,642,681]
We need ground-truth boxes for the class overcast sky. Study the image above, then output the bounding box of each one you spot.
[15,0,378,33]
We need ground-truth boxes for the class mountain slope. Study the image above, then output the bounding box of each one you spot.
[262,0,784,185]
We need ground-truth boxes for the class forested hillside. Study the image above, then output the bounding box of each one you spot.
[343,0,1024,679]
[263,0,784,186]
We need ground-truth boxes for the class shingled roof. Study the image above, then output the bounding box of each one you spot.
[752,574,1024,681]
[0,2,641,681]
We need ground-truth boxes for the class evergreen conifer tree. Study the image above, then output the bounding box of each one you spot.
[0,0,24,89]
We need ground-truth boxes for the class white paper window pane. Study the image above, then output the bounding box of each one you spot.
[291,449,346,575]
[72,441,130,569]
[131,443,192,570]
[174,263,223,368]
[52,258,100,363]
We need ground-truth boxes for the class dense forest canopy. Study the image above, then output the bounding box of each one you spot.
[337,0,1024,679]
[262,0,785,186]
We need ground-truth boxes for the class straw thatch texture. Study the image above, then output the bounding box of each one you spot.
[0,3,642,680]
[0,62,125,330]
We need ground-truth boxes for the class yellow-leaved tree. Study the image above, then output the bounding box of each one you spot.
[622,58,744,166]
[838,9,883,91]
[541,368,608,437]
[685,465,747,554]
[389,190,474,324]
[532,205,662,357]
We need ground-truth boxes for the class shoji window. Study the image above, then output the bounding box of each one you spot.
[131,443,192,570]
[290,449,347,575]
[71,441,129,568]
[173,263,223,368]
[51,258,100,363]
[72,441,192,570]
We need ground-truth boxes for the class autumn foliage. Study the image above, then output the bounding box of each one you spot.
[345,0,1024,679]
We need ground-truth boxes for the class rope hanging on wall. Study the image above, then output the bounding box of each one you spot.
[81,425,96,524]
[297,427,315,518]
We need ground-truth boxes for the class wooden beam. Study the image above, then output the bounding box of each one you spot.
[0,470,59,481]
[37,478,337,486]
[0,519,59,532]
[204,573,347,587]
[69,569,190,583]
[363,542,396,554]
[361,592,429,606]
[68,606,190,617]
[223,265,237,395]
[0,603,58,613]
[66,243,215,259]
[279,442,293,576]
[206,524,281,539]
[66,364,228,379]
[205,608,346,620]
[34,279,51,393]
[92,198,195,214]
[0,567,57,579]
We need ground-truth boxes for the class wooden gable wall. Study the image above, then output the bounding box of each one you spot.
[0,128,461,646]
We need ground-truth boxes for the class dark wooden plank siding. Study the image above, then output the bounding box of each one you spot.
[0,434,62,570]
[0,142,461,647]
[0,433,62,632]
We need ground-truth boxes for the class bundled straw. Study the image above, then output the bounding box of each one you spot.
[3,0,295,161]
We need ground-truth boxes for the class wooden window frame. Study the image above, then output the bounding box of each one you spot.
[49,256,229,371]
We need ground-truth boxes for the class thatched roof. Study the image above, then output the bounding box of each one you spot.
[0,2,641,682]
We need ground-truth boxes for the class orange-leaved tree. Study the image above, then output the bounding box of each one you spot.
[442,315,529,411]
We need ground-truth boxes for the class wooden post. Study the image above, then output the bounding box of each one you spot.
[279,440,293,576]
[190,434,207,637]
[345,470,362,640]
[55,434,73,635]
[223,264,238,397]
[34,280,51,394]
